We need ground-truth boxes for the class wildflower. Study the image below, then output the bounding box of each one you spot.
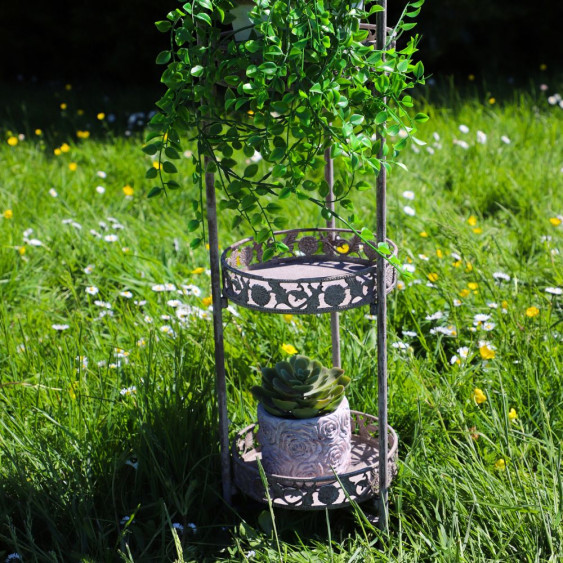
[403,205,416,216]
[202,296,213,307]
[68,162,78,171]
[508,408,517,421]
[97,170,107,178]
[476,130,487,144]
[472,227,483,234]
[104,234,118,242]
[60,102,67,110]
[436,249,443,258]
[501,135,511,144]
[458,347,469,360]
[488,97,496,105]
[3,209,13,219]
[540,63,547,71]
[453,299,462,307]
[54,147,62,156]
[85,286,99,295]
[465,262,473,272]
[403,263,415,273]
[397,280,406,290]
[60,143,70,153]
[191,267,205,274]
[178,284,202,297]
[549,217,562,227]
[545,287,562,295]
[392,341,410,350]
[94,300,112,309]
[49,188,58,197]
[402,190,415,200]
[419,231,428,237]
[425,311,444,321]
[467,282,479,290]
[493,272,511,282]
[152,284,166,292]
[7,136,18,146]
[430,325,457,337]
[160,325,176,337]
[144,315,153,324]
[137,338,147,347]
[474,313,491,323]
[494,459,506,471]
[483,322,496,331]
[97,112,106,120]
[467,215,478,226]
[5,553,22,561]
[126,458,139,470]
[172,522,184,534]
[83,265,94,274]
[468,74,475,81]
[479,344,496,360]
[428,272,438,282]
[283,314,294,323]
[52,323,70,331]
[96,185,106,194]
[526,306,539,317]
[487,302,498,309]
[282,343,298,355]
[459,289,470,298]
[123,185,134,196]
[473,388,487,404]
[459,124,469,134]
[418,254,429,261]
[453,260,462,268]
[77,130,90,139]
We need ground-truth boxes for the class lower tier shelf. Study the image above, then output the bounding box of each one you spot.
[232,411,398,510]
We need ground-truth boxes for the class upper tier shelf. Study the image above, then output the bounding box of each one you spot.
[221,228,397,315]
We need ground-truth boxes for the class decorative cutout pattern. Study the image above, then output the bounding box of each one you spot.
[221,228,398,314]
[232,411,399,510]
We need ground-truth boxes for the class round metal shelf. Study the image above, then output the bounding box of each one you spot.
[221,228,397,314]
[232,410,398,510]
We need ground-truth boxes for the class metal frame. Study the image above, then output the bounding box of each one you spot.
[203,1,391,530]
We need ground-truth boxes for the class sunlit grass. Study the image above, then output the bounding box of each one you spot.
[0,83,562,561]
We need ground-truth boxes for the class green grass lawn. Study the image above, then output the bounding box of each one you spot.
[0,82,562,562]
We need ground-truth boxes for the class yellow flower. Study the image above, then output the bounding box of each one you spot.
[65,83,72,91]
[508,408,517,421]
[191,267,205,274]
[54,148,62,156]
[488,97,496,105]
[152,161,163,170]
[501,300,509,309]
[336,243,350,254]
[282,314,294,323]
[247,110,254,116]
[473,387,487,404]
[77,130,90,139]
[436,249,443,258]
[202,296,213,307]
[453,260,462,268]
[525,306,539,317]
[7,136,18,146]
[540,63,547,71]
[35,129,42,136]
[419,231,428,238]
[459,289,470,298]
[18,246,26,255]
[468,74,475,81]
[479,345,495,360]
[3,209,13,219]
[494,458,506,471]
[61,143,70,153]
[97,112,106,120]
[549,217,562,227]
[60,102,67,110]
[123,185,134,196]
[428,272,439,282]
[465,262,473,272]
[281,343,298,355]
[68,162,78,172]
[472,227,483,234]
[467,282,478,290]
[397,280,405,290]
[467,215,478,226]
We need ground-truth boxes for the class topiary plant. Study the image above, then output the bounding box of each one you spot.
[251,355,351,419]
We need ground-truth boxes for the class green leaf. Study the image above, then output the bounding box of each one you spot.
[356,181,372,191]
[194,12,212,25]
[155,20,172,32]
[243,164,259,178]
[187,219,200,232]
[163,161,178,174]
[166,180,180,189]
[190,65,204,77]
[270,147,285,161]
[196,0,212,9]
[361,228,375,240]
[145,167,158,179]
[350,114,364,126]
[156,51,171,65]
[256,228,270,244]
[414,112,429,123]
[190,237,203,249]
[142,142,162,155]
[165,147,181,159]
[147,186,163,198]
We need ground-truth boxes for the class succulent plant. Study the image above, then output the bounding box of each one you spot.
[251,355,351,419]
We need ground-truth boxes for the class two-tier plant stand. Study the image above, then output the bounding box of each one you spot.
[202,4,397,530]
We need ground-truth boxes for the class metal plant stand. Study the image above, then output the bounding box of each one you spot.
[203,4,394,530]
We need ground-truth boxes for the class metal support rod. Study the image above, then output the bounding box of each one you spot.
[205,157,232,505]
[324,147,341,368]
[376,0,389,533]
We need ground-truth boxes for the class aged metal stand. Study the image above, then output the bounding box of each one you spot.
[203,4,394,530]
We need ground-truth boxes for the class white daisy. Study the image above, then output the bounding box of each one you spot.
[96,185,106,194]
[476,130,487,144]
[104,234,118,242]
[425,311,444,321]
[120,290,133,298]
[493,272,511,282]
[96,170,107,179]
[85,286,99,295]
[52,323,70,331]
[84,264,94,274]
[545,287,562,295]
[403,205,416,216]
[458,124,469,134]
[474,313,491,323]
[453,139,469,149]
[93,300,112,309]
[402,190,415,200]
[501,135,511,144]
[49,188,58,197]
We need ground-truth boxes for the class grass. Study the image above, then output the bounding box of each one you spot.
[0,80,562,562]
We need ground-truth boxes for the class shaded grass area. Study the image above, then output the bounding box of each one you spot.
[0,83,562,561]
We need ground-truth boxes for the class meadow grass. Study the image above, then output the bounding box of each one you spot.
[0,82,562,562]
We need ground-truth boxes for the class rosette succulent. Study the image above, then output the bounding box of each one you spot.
[252,355,351,419]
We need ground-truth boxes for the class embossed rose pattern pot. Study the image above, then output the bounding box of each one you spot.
[257,397,352,477]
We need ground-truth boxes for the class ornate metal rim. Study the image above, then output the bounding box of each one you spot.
[221,228,398,314]
[232,410,399,510]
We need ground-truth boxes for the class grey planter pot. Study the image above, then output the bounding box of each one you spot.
[257,397,352,478]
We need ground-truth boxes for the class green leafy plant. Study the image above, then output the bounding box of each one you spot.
[146,0,426,271]
[251,355,351,419]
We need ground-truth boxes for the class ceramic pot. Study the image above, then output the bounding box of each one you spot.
[257,397,352,478]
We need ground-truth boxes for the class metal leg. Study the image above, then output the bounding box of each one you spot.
[324,147,341,368]
[205,159,232,504]
[376,1,389,532]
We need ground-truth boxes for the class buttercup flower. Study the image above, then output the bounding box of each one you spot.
[428,273,439,282]
[202,296,213,307]
[508,408,517,421]
[526,306,539,317]
[494,458,506,471]
[549,217,562,227]
[467,215,478,226]
[123,185,134,196]
[281,343,298,355]
[69,162,78,171]
[473,388,487,404]
[3,209,13,219]
[479,344,496,360]
[7,136,18,146]
[191,267,205,274]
